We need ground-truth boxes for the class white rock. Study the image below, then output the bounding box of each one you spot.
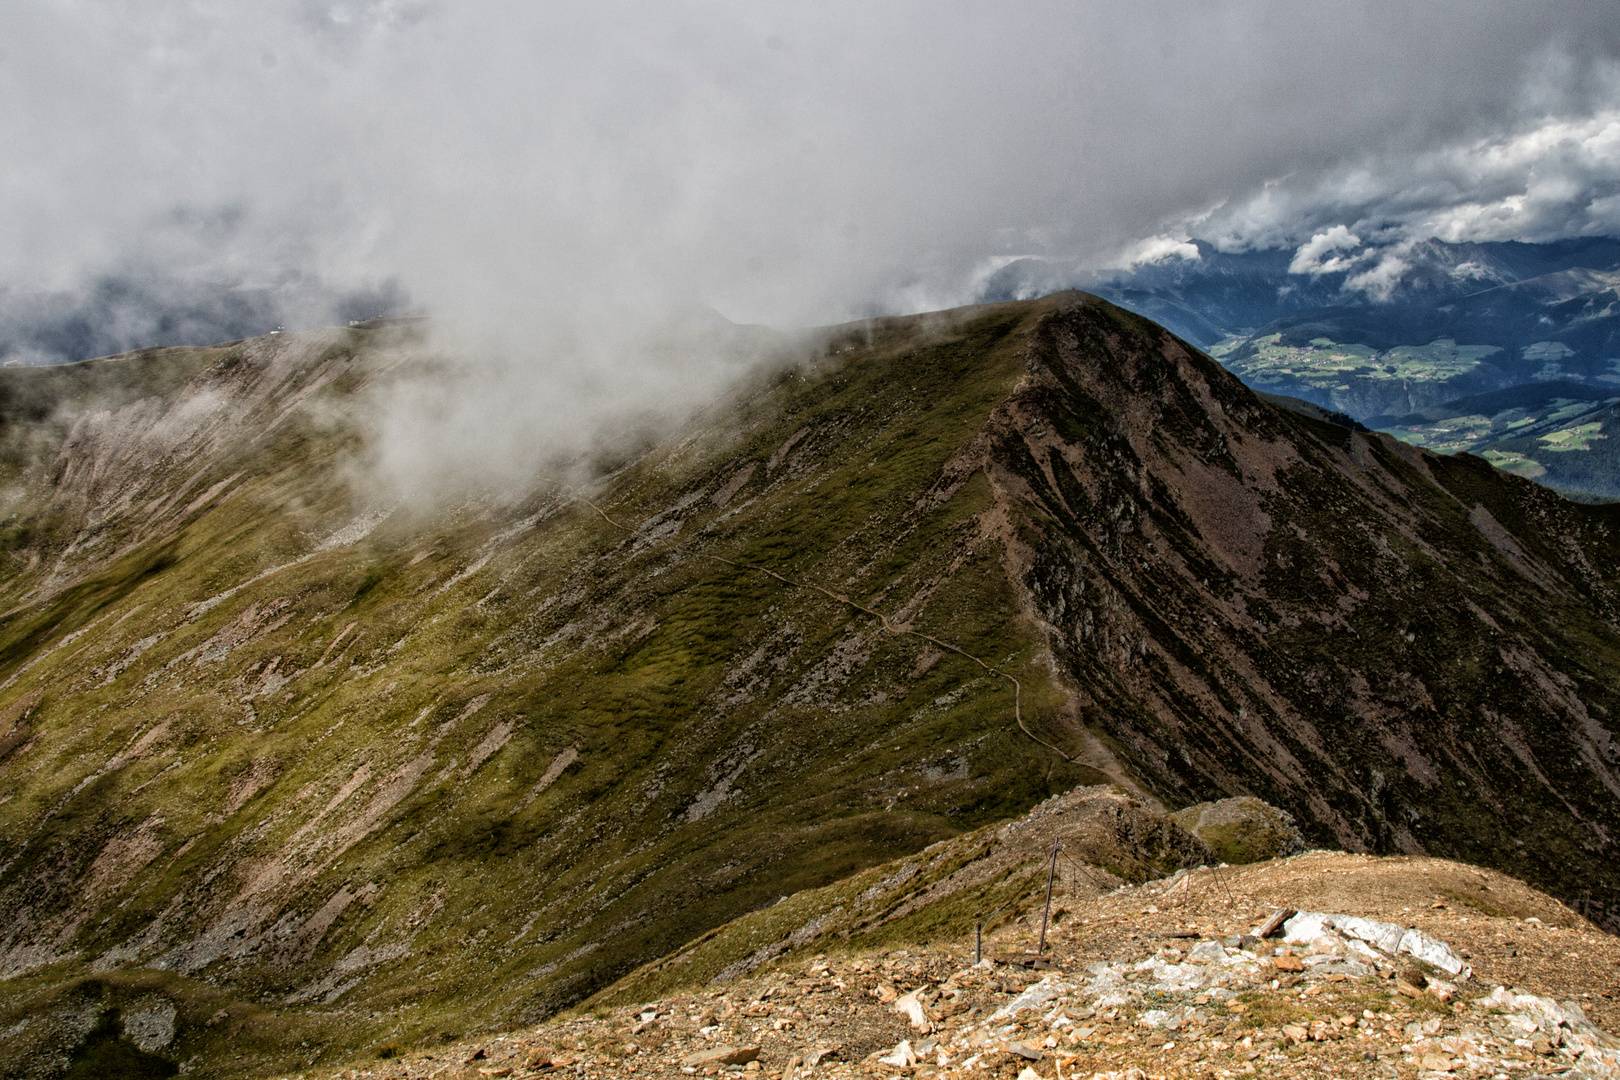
[1137,1007,1193,1030]
[1137,1009,1176,1029]
[1396,928,1470,977]
[878,1039,917,1067]
[1284,911,1468,977]
[1484,986,1519,1011]
[1187,940,1227,965]
[990,976,1073,1021]
[1281,911,1333,943]
[1304,935,1346,958]
[1331,915,1406,954]
[894,992,931,1032]
[1153,963,1208,992]
[1344,938,1383,965]
[1085,968,1126,996]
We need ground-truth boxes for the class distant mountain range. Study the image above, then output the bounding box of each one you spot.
[0,273,408,367]
[981,237,1620,498]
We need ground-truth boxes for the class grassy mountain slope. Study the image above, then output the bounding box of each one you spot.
[0,294,1618,1078]
[0,303,1106,1078]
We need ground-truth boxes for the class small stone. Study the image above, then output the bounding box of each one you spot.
[1273,955,1305,972]
[894,991,932,1032]
[682,1046,762,1068]
[1421,1053,1455,1072]
[875,1040,916,1067]
[1399,966,1430,989]
[804,1047,838,1068]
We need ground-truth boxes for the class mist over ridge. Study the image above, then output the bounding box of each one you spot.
[4,2,1619,347]
[1,3,1616,497]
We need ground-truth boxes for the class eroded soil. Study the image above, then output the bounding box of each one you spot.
[284,852,1620,1080]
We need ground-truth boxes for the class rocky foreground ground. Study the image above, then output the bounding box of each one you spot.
[283,852,1620,1080]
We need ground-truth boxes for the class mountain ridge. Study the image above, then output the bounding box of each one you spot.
[981,237,1620,496]
[0,292,1617,1078]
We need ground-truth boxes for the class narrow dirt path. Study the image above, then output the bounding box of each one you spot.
[568,492,1076,764]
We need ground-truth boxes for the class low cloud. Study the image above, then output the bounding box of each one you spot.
[1288,227,1363,276]
[1,1,1618,490]
[1342,252,1411,302]
[1122,235,1203,269]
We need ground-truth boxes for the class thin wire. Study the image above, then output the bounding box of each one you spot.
[1208,860,1236,904]
[1059,849,1113,891]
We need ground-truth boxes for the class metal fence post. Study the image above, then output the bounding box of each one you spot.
[1038,838,1060,953]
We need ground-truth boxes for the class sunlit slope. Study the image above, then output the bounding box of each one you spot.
[0,303,1101,1077]
[0,294,1618,1079]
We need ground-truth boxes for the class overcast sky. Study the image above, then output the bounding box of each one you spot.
[5,0,1617,341]
[4,1,1620,494]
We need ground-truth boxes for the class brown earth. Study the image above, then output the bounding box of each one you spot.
[278,851,1620,1080]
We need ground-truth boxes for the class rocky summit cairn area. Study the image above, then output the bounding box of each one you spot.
[282,847,1620,1080]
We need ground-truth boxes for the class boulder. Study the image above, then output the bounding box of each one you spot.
[1169,796,1305,864]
